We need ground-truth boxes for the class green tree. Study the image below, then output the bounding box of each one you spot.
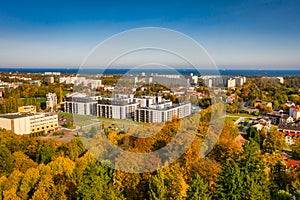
[215,160,243,199]
[215,141,270,199]
[88,127,97,138]
[272,190,293,200]
[149,170,167,200]
[18,168,40,199]
[246,127,261,146]
[291,138,300,159]
[12,152,38,173]
[187,173,211,200]
[149,164,188,200]
[77,163,121,200]
[264,129,286,153]
[0,145,14,176]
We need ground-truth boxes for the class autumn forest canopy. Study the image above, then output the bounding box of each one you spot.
[0,104,299,199]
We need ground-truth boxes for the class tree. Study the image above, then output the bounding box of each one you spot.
[18,168,40,199]
[215,141,270,199]
[246,127,261,146]
[6,170,24,191]
[56,138,86,161]
[149,170,167,200]
[192,158,221,189]
[32,174,55,200]
[215,160,243,199]
[48,157,75,178]
[12,152,38,173]
[149,164,188,200]
[88,126,97,138]
[31,187,52,200]
[238,141,270,199]
[291,138,300,159]
[3,188,21,200]
[0,128,21,153]
[0,145,14,176]
[77,163,121,200]
[272,190,293,200]
[264,129,286,154]
[187,173,211,200]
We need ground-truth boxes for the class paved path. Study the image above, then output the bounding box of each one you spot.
[234,117,245,125]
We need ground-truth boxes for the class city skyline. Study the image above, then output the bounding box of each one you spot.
[0,0,300,69]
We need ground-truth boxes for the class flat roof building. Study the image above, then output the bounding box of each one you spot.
[0,112,58,135]
[135,102,191,123]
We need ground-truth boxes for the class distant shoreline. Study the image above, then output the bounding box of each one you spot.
[0,68,300,76]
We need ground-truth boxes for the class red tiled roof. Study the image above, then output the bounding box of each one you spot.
[235,135,248,146]
[287,160,300,168]
[291,105,300,112]
[283,132,300,137]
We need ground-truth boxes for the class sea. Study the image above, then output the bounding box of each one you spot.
[0,68,300,76]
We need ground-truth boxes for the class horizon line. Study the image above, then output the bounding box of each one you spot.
[0,66,299,70]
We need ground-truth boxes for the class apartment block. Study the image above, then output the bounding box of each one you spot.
[135,102,191,123]
[64,93,98,116]
[64,93,192,123]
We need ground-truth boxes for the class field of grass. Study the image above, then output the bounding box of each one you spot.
[225,116,239,122]
[59,112,146,133]
[59,112,94,121]
[227,113,257,118]
[22,97,46,104]
[58,112,73,119]
[63,91,70,96]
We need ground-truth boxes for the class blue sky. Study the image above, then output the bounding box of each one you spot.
[0,0,299,69]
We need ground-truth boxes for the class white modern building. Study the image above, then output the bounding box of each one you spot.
[0,112,58,135]
[227,78,236,89]
[234,76,246,86]
[97,94,139,119]
[64,93,98,115]
[201,76,246,88]
[60,77,102,89]
[135,102,191,123]
[64,93,192,123]
[191,75,198,84]
[46,93,57,111]
[261,76,284,84]
[44,72,61,76]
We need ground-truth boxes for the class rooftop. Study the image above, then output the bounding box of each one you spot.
[0,112,57,119]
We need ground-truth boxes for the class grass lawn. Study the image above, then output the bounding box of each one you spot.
[225,116,239,122]
[227,113,257,118]
[63,91,70,96]
[22,97,46,104]
[58,112,73,119]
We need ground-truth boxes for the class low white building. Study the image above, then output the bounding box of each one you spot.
[60,77,101,89]
[278,124,300,145]
[289,106,300,120]
[0,112,58,135]
[261,76,284,84]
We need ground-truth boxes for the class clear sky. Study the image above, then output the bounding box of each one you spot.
[0,0,299,69]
